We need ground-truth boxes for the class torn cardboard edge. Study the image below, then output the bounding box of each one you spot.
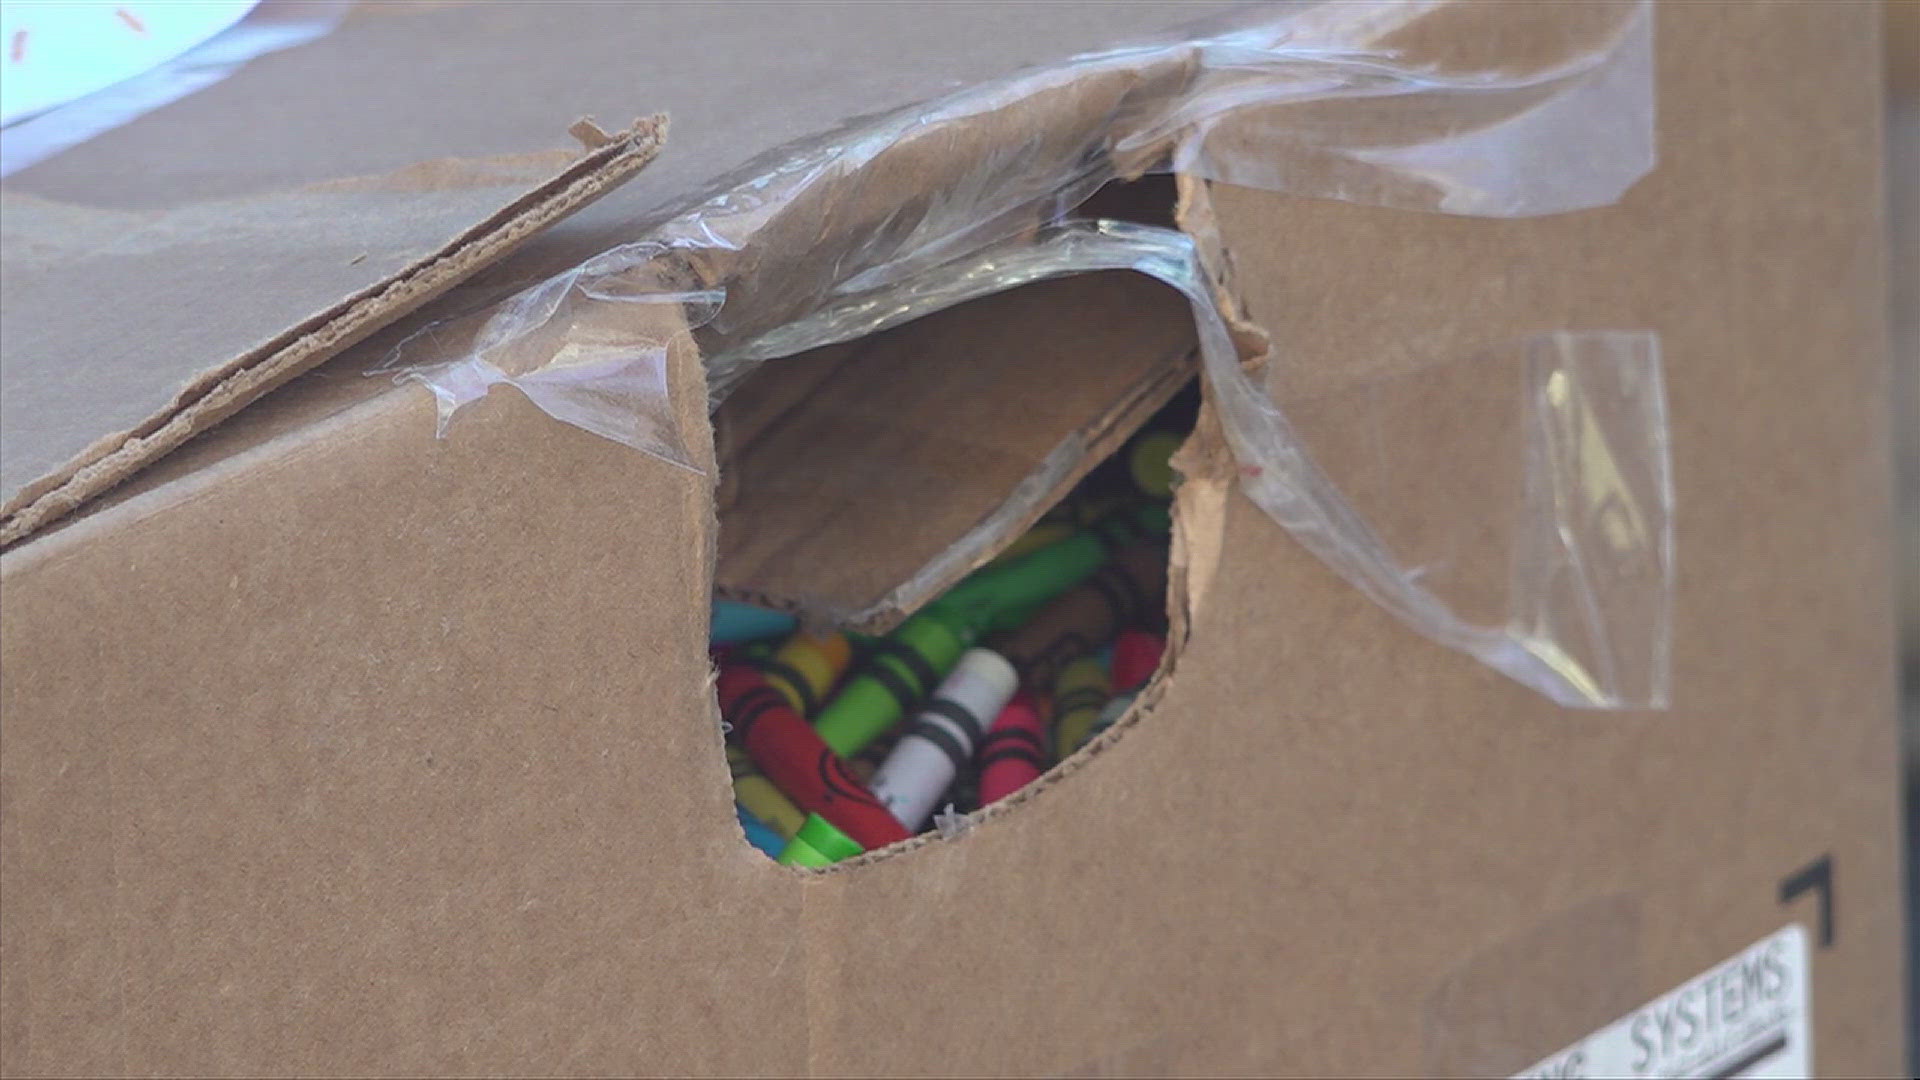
[0,115,668,550]
[782,329,1236,872]
[799,181,1291,866]
[818,392,1234,871]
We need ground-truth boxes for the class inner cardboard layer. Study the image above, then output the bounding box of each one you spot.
[713,270,1197,631]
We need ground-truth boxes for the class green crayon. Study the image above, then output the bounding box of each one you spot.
[812,505,1168,758]
[814,610,968,757]
[776,813,865,866]
[932,503,1169,638]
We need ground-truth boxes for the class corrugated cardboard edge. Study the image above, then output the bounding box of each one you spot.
[863,174,1275,860]
[814,358,1234,871]
[0,115,668,551]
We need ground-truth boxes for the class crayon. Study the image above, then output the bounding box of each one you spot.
[712,600,796,646]
[717,661,911,851]
[811,609,969,758]
[1051,655,1111,760]
[1110,628,1165,693]
[933,504,1169,639]
[777,813,865,867]
[753,631,854,717]
[1128,430,1183,498]
[869,648,1018,831]
[988,539,1167,695]
[1079,630,1165,748]
[977,691,1048,805]
[811,513,1159,758]
[1096,380,1201,501]
[737,804,786,858]
[728,745,807,839]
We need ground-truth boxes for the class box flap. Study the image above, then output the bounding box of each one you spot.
[0,1,1244,546]
[0,122,662,545]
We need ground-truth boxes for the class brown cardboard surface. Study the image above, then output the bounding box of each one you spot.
[0,119,664,546]
[0,1,1902,1077]
[1171,0,1902,1070]
[715,271,1195,629]
[0,306,792,1074]
[0,1,1245,536]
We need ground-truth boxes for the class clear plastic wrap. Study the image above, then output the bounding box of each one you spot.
[749,219,1671,709]
[390,275,722,472]
[381,0,1670,708]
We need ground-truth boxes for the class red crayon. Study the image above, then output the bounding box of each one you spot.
[976,691,1049,806]
[717,662,910,850]
[1110,629,1164,693]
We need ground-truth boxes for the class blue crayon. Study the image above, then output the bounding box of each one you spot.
[712,601,797,646]
[737,804,786,858]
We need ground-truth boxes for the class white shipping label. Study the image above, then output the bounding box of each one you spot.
[1514,924,1812,1079]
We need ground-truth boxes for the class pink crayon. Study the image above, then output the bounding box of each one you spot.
[976,691,1048,805]
[1110,629,1164,693]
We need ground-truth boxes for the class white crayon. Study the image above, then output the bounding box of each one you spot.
[868,648,1017,831]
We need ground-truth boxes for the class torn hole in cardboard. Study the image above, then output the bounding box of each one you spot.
[358,0,1670,865]
[711,227,1670,867]
[380,197,1671,870]
[377,0,1667,712]
[374,189,1666,864]
[713,354,1209,867]
[686,170,1241,863]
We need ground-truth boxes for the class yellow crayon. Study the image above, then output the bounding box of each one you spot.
[728,745,807,839]
[1128,430,1182,498]
[756,631,854,718]
[1051,655,1112,761]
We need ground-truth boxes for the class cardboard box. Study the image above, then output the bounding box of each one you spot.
[0,2,1902,1074]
